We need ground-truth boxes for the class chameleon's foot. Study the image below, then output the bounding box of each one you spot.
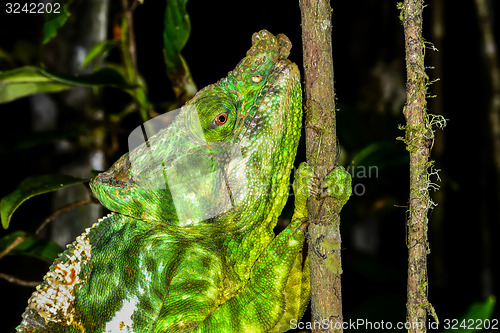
[292,163,318,220]
[293,162,317,200]
[293,163,352,217]
[322,166,352,207]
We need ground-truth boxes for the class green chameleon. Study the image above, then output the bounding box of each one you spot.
[17,30,351,333]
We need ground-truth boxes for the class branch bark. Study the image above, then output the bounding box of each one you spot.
[121,0,139,82]
[299,0,342,331]
[401,1,437,331]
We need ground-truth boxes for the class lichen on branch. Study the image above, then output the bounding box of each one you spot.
[399,0,442,332]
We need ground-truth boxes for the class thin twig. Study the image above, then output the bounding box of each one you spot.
[121,0,139,81]
[0,234,28,260]
[0,272,40,287]
[35,199,93,235]
[130,0,139,12]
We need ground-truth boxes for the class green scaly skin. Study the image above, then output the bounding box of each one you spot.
[17,30,351,333]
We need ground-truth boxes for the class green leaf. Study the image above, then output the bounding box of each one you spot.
[43,1,72,44]
[164,0,190,60]
[0,66,71,103]
[1,174,87,229]
[0,231,62,263]
[442,296,496,333]
[81,40,120,68]
[163,0,197,100]
[0,66,133,103]
[42,67,130,87]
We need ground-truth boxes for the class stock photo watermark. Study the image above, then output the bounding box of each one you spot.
[345,163,378,197]
[290,318,499,331]
[288,163,379,197]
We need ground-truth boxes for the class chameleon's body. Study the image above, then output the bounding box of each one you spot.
[18,30,351,333]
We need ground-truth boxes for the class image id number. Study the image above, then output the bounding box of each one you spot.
[6,2,61,14]
[443,318,498,330]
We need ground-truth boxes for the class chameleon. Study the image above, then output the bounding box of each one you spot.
[17,30,351,332]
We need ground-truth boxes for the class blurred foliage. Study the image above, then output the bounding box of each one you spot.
[442,296,496,333]
[1,174,87,229]
[42,0,73,44]
[163,0,196,103]
[81,40,120,70]
[0,66,131,103]
[0,230,62,263]
[0,0,195,295]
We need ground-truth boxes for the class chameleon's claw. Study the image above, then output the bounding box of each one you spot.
[322,166,352,207]
[295,163,352,206]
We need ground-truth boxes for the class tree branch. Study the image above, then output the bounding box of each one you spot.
[300,0,343,331]
[401,1,438,331]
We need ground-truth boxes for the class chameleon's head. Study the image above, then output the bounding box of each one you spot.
[91,30,301,231]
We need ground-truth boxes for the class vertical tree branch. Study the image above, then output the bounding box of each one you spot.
[299,0,342,331]
[120,0,151,122]
[121,0,139,82]
[401,1,436,331]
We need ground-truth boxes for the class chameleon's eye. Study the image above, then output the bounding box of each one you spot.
[214,112,228,126]
[251,75,263,83]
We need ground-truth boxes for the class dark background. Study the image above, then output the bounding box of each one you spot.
[0,0,499,332]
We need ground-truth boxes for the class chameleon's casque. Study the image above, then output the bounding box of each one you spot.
[18,30,351,333]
